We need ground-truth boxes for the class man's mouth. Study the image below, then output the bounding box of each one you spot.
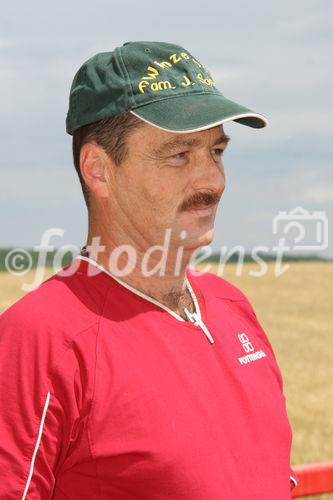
[187,203,217,216]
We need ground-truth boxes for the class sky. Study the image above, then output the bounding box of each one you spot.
[1,0,332,258]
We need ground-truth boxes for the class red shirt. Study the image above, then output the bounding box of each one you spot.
[0,256,297,498]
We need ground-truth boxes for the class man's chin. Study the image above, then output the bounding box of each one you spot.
[181,227,215,250]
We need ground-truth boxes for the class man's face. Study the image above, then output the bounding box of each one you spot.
[105,122,229,253]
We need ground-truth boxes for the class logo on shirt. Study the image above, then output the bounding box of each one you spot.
[237,333,266,365]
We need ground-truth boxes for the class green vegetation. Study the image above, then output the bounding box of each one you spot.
[0,248,76,272]
[0,247,331,273]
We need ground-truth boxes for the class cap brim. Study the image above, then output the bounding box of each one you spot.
[130,93,267,133]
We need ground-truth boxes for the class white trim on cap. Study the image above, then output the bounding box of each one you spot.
[130,110,268,133]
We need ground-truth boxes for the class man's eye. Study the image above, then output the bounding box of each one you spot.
[211,148,226,162]
[173,152,188,159]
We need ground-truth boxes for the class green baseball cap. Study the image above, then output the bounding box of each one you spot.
[66,41,267,135]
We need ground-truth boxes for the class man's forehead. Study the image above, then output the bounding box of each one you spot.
[147,124,230,149]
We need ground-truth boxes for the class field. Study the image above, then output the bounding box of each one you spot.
[1,261,332,498]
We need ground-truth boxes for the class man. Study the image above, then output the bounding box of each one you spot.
[0,41,297,498]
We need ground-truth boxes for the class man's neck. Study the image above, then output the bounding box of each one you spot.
[83,234,197,320]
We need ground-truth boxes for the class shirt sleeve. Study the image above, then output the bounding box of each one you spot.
[232,290,298,492]
[0,304,96,499]
[290,468,298,490]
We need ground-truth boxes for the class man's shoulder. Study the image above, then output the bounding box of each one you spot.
[0,260,107,399]
[0,258,112,340]
[188,268,249,302]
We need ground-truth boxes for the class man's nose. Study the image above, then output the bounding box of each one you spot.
[192,151,226,195]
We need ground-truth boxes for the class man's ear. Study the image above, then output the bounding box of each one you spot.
[80,143,110,199]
